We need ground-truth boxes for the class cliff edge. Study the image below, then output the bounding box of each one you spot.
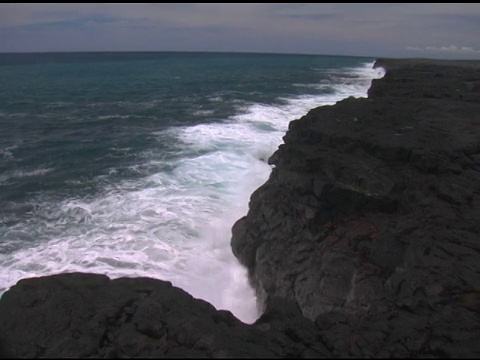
[232,57,480,357]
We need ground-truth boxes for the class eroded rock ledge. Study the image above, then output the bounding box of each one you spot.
[1,58,480,358]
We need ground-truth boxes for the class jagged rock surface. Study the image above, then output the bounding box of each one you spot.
[0,273,330,358]
[232,58,480,357]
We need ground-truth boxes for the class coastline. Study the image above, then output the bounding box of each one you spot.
[1,58,480,357]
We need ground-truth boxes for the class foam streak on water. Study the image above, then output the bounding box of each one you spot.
[0,59,384,323]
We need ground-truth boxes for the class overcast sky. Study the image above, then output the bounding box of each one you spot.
[1,3,479,59]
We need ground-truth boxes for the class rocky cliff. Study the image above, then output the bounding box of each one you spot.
[232,58,480,357]
[1,58,480,358]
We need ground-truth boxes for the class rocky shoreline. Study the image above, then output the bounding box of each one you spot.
[1,58,480,358]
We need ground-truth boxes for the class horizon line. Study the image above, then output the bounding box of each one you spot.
[0,49,376,59]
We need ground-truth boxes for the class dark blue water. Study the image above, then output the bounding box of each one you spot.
[0,51,382,322]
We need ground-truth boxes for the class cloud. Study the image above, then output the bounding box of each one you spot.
[406,45,480,53]
[23,15,122,30]
[282,13,338,21]
[0,4,479,58]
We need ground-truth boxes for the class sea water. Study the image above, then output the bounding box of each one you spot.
[0,52,384,323]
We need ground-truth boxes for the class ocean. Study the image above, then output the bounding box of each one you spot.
[0,51,384,323]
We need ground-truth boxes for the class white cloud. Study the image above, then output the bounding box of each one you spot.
[1,3,480,58]
[407,45,480,53]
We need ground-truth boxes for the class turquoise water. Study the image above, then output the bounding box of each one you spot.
[0,52,383,322]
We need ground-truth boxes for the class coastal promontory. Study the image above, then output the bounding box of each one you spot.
[1,58,480,357]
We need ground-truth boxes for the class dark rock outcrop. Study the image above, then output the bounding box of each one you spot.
[232,58,480,357]
[0,273,330,358]
[1,58,480,358]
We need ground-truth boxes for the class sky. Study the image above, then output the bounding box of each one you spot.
[0,3,479,59]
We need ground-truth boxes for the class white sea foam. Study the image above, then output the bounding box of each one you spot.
[4,113,28,118]
[0,168,53,184]
[46,101,74,109]
[97,114,137,120]
[0,145,17,159]
[192,109,215,116]
[0,61,384,323]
